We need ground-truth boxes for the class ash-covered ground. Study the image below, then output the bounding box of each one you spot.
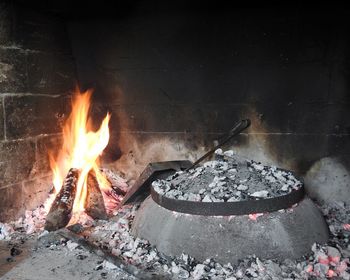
[0,161,349,279]
[1,200,350,279]
[153,150,302,202]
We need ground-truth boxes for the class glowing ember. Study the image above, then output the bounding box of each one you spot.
[49,89,111,216]
[343,223,350,231]
[248,213,264,221]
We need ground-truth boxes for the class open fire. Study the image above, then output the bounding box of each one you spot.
[44,89,119,231]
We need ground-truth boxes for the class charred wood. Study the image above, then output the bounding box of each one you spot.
[85,170,108,220]
[45,168,80,231]
[100,168,128,195]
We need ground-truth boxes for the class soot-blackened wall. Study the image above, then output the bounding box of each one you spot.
[0,1,76,221]
[68,5,350,179]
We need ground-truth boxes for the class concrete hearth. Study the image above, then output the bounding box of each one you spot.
[132,196,329,264]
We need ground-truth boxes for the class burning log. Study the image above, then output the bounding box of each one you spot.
[45,168,80,231]
[85,170,108,220]
[101,168,128,195]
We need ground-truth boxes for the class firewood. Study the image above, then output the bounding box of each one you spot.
[85,170,108,220]
[100,168,128,195]
[45,168,80,231]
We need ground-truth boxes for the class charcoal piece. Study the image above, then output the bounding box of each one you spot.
[67,223,84,233]
[10,247,22,256]
[45,168,79,231]
[85,170,108,220]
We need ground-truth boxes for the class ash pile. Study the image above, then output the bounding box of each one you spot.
[153,149,302,202]
[1,161,350,279]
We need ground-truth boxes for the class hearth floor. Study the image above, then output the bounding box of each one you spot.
[1,201,350,279]
[0,234,134,280]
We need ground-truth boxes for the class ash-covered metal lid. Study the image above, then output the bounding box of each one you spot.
[151,151,305,215]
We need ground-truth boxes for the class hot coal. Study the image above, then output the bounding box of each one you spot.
[152,149,302,202]
[1,168,349,279]
[74,201,350,279]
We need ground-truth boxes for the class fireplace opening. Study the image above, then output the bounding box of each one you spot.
[0,1,350,279]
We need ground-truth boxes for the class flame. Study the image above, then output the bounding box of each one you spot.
[50,89,110,214]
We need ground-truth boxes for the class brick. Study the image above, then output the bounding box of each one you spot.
[0,48,27,92]
[4,95,68,139]
[27,52,76,94]
[0,140,36,187]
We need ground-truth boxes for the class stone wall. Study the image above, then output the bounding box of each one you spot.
[0,1,76,222]
[68,6,350,179]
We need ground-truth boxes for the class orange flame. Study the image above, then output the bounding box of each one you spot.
[50,89,110,214]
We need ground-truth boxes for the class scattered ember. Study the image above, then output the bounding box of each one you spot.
[248,213,264,221]
[343,224,350,231]
[1,170,350,279]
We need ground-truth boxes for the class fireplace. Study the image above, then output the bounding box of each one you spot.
[1,1,350,279]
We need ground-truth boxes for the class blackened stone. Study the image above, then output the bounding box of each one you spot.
[35,135,63,175]
[26,52,75,94]
[0,183,24,222]
[0,140,36,187]
[0,175,51,222]
[0,48,27,92]
[0,1,13,44]
[14,8,72,53]
[22,175,52,211]
[4,95,68,139]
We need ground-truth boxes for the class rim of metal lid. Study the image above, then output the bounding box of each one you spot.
[151,185,305,216]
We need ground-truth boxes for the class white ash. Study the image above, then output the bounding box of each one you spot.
[78,202,350,279]
[2,200,350,279]
[153,150,302,202]
[1,168,349,279]
[0,222,14,240]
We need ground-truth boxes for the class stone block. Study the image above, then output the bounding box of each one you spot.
[22,175,52,212]
[0,183,24,222]
[0,1,13,45]
[34,135,63,175]
[304,157,350,204]
[14,8,71,53]
[0,175,51,222]
[0,139,36,187]
[27,52,76,94]
[4,95,68,139]
[0,48,27,92]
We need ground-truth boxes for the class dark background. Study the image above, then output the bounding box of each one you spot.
[2,0,349,221]
[65,1,350,174]
[0,0,349,221]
